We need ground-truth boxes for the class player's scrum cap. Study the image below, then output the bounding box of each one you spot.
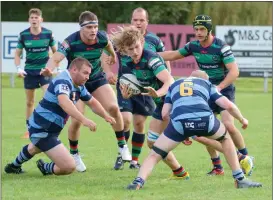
[80,20,98,27]
[193,15,212,33]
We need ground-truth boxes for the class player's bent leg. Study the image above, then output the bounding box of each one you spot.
[221,110,253,175]
[122,111,132,139]
[205,146,224,176]
[221,110,246,150]
[193,136,225,175]
[92,84,124,131]
[127,133,181,190]
[68,100,86,172]
[92,84,131,162]
[113,111,133,170]
[207,121,261,188]
[147,118,189,179]
[44,143,76,175]
[122,112,132,131]
[193,135,252,175]
[4,143,41,174]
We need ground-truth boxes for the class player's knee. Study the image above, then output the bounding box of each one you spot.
[60,163,76,174]
[27,143,40,155]
[134,121,145,133]
[152,145,168,159]
[215,130,228,143]
[108,104,119,118]
[123,118,131,130]
[147,130,160,148]
[69,120,81,132]
[222,121,236,134]
[26,99,35,107]
[147,140,154,149]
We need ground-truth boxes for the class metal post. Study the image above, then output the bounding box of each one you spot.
[10,73,15,88]
[263,71,268,93]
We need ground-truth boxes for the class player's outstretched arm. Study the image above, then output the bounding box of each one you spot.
[142,70,174,98]
[104,41,117,65]
[85,97,116,125]
[41,52,65,76]
[215,96,248,129]
[158,50,184,61]
[58,94,97,131]
[165,61,172,73]
[155,70,174,97]
[101,51,117,85]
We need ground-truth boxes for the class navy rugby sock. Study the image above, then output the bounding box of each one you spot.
[115,131,126,148]
[12,145,34,167]
[211,156,223,169]
[131,132,145,164]
[232,169,245,181]
[43,162,55,174]
[238,148,248,156]
[124,130,130,142]
[133,177,145,187]
[69,139,79,155]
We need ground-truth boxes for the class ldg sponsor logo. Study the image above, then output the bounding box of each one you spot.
[3,35,19,59]
[224,29,272,46]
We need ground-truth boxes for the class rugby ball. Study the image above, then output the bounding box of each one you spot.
[119,74,143,95]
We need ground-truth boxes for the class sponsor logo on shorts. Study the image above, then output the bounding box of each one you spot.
[197,122,206,127]
[185,122,194,128]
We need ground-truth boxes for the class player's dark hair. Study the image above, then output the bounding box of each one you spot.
[29,8,42,17]
[69,57,92,70]
[79,11,98,25]
[132,7,149,21]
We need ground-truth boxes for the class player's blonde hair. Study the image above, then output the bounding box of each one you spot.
[110,26,144,55]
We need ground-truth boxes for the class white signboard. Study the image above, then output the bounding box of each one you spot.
[2,22,79,73]
[216,26,272,70]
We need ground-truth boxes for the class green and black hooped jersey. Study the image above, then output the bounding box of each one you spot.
[123,49,168,105]
[17,27,56,75]
[58,30,109,80]
[178,37,235,85]
[118,31,165,78]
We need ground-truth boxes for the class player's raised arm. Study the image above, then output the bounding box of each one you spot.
[101,51,117,85]
[215,96,248,129]
[58,94,97,131]
[85,97,116,125]
[42,39,70,76]
[158,50,184,61]
[42,51,65,76]
[210,84,248,129]
[104,39,117,65]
